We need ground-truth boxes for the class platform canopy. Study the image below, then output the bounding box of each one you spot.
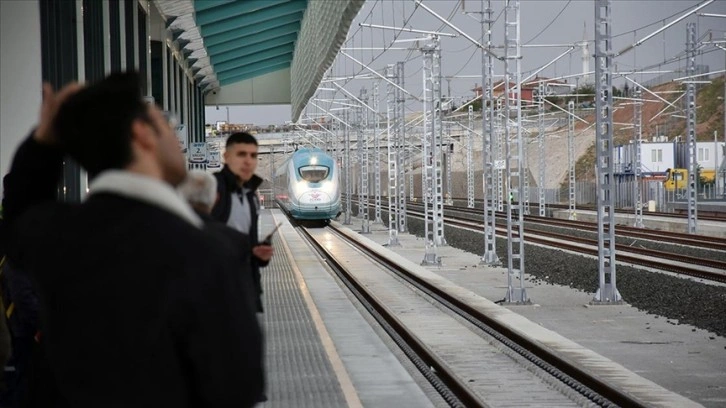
[155,0,363,122]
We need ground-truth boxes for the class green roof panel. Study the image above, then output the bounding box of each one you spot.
[202,13,301,48]
[199,1,307,37]
[210,33,298,65]
[214,44,294,74]
[218,62,292,86]
[193,0,307,86]
[195,0,290,26]
[217,56,292,82]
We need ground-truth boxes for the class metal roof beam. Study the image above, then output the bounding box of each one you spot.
[199,1,307,37]
[214,44,294,73]
[194,0,290,26]
[210,33,297,65]
[203,13,302,48]
[206,23,301,56]
[218,62,291,86]
[217,55,293,81]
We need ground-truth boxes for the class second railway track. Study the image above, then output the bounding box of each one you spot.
[298,222,655,408]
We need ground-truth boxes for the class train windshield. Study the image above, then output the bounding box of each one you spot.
[299,165,329,183]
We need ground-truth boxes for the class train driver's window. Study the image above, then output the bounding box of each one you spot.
[299,165,329,183]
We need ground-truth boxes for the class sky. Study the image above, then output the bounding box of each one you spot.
[207,0,726,126]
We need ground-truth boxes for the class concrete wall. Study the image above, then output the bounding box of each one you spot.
[0,0,42,189]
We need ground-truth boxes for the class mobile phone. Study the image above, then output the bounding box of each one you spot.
[262,222,283,245]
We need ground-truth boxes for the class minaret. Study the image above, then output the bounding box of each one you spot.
[581,21,590,84]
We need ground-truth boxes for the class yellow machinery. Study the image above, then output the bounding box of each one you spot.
[664,168,716,191]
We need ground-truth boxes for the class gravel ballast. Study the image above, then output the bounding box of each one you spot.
[372,210,726,338]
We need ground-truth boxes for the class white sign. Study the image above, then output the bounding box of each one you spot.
[207,151,221,168]
[493,160,506,170]
[175,124,188,153]
[189,142,207,163]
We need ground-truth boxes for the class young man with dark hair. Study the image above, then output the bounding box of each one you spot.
[212,132,273,313]
[1,73,263,407]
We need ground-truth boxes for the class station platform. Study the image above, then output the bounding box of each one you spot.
[257,209,725,407]
[552,208,726,238]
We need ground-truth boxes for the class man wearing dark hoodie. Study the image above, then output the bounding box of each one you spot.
[211,132,273,313]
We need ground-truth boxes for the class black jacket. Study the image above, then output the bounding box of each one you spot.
[2,137,264,407]
[211,166,267,312]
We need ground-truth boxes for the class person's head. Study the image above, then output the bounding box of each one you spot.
[53,72,186,185]
[223,132,258,184]
[178,170,218,214]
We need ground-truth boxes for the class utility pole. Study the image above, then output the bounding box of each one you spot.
[421,36,445,265]
[373,82,383,223]
[480,0,500,266]
[359,88,370,233]
[592,0,621,304]
[503,0,528,303]
[633,86,644,228]
[538,81,546,216]
[386,65,400,246]
[685,22,698,234]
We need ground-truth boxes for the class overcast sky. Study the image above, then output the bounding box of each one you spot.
[206,0,726,125]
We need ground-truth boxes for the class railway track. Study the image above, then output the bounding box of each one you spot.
[414,202,726,252]
[403,207,726,284]
[431,197,726,222]
[297,223,648,408]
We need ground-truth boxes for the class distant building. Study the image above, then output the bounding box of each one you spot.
[472,76,569,103]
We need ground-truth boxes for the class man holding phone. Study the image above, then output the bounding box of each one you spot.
[212,132,273,313]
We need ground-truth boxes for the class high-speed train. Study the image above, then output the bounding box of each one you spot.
[273,148,340,221]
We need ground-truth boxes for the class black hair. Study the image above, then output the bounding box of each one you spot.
[53,72,147,177]
[225,132,258,148]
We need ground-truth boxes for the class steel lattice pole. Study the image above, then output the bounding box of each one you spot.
[481,0,500,266]
[360,88,370,233]
[343,106,352,225]
[538,81,546,216]
[467,105,475,208]
[396,62,408,233]
[633,86,644,228]
[568,101,576,220]
[593,0,621,303]
[686,22,699,234]
[373,83,383,223]
[503,0,528,303]
[385,65,400,246]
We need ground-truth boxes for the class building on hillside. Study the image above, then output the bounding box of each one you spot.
[472,76,571,103]
[614,139,725,176]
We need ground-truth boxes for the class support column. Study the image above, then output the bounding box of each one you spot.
[421,38,445,265]
[496,99,505,212]
[396,61,408,233]
[467,105,475,208]
[503,0,528,303]
[386,65,400,245]
[445,121,453,205]
[686,22,698,234]
[592,0,622,304]
[568,100,577,220]
[538,82,546,216]
[357,92,365,219]
[344,106,352,225]
[633,86,644,228]
[481,0,500,266]
[373,82,383,223]
[359,87,370,233]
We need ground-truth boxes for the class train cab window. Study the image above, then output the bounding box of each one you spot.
[299,165,329,183]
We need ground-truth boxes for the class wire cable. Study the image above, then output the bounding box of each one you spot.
[524,0,572,45]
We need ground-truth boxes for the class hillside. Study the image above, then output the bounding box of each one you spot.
[569,75,725,185]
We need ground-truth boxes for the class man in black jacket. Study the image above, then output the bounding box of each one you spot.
[211,133,273,312]
[1,73,263,407]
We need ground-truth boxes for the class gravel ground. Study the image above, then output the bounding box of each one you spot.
[370,208,726,338]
